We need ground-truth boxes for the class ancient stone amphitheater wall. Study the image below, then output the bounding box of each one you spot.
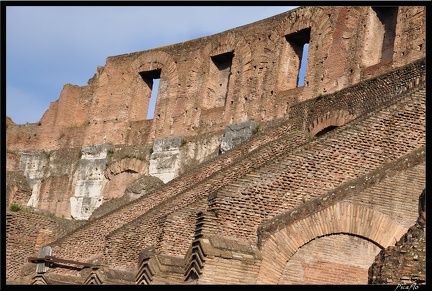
[5,5,426,285]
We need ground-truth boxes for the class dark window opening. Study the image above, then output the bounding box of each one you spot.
[372,7,398,62]
[315,125,338,137]
[208,51,234,108]
[285,28,311,88]
[139,69,161,119]
[211,51,234,71]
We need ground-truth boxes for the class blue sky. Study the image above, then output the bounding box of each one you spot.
[6,5,297,124]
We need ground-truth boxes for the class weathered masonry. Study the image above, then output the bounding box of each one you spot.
[5,6,426,285]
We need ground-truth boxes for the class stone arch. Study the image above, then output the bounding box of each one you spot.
[256,201,406,284]
[278,7,332,37]
[308,109,356,137]
[209,30,253,60]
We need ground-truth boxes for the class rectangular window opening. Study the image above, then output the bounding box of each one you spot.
[147,79,159,119]
[207,51,234,108]
[211,51,234,71]
[139,69,161,120]
[285,28,311,88]
[372,6,398,62]
[297,43,309,87]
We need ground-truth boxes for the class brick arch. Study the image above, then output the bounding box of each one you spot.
[207,31,253,84]
[209,31,248,57]
[101,158,146,201]
[204,31,254,123]
[130,50,178,107]
[279,6,334,47]
[256,201,406,284]
[308,109,356,136]
[130,51,179,137]
[278,7,335,92]
[131,50,177,81]
[104,158,146,180]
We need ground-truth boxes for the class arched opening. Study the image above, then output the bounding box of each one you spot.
[315,125,338,137]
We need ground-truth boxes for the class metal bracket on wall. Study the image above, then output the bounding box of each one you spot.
[28,255,97,272]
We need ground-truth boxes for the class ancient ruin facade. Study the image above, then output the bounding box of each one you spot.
[5,6,426,285]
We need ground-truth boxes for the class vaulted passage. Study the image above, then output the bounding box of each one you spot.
[257,202,408,284]
[280,234,381,284]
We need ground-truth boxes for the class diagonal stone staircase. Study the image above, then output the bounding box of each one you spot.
[22,78,425,284]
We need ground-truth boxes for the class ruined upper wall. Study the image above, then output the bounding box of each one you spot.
[6,6,426,152]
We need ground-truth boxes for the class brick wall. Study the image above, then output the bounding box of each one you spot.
[5,6,426,284]
[6,7,426,152]
[211,86,424,243]
[5,212,83,281]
